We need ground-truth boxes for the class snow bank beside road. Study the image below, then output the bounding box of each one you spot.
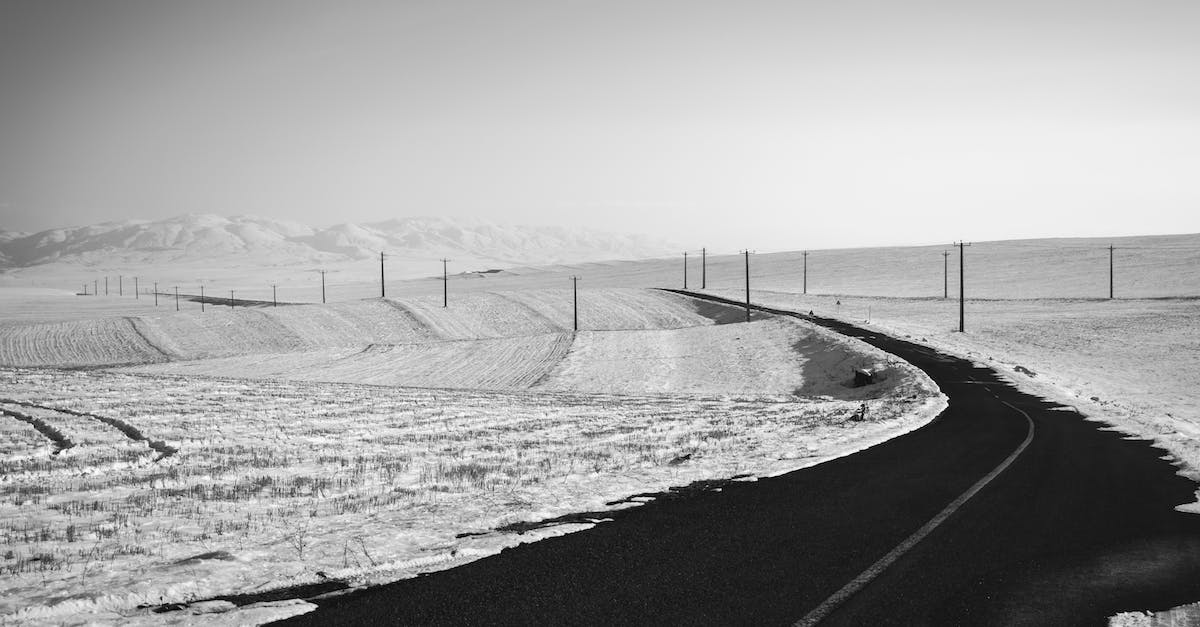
[729,290,1200,511]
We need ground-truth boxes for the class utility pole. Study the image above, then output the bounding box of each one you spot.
[119,275,123,297]
[230,290,234,310]
[1109,245,1114,299]
[319,270,326,304]
[272,284,277,307]
[153,282,158,307]
[380,251,386,298]
[94,279,98,296]
[742,250,751,322]
[802,251,809,295]
[571,276,580,331]
[701,247,706,289]
[174,286,179,311]
[134,277,138,299]
[955,242,970,332]
[200,286,205,312]
[683,252,688,289]
[943,250,950,299]
[105,277,108,296]
[441,259,450,307]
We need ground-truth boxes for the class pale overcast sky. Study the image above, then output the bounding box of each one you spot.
[1,0,1198,250]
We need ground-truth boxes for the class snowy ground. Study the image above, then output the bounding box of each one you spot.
[712,290,1200,508]
[3,231,1196,624]
[0,287,943,625]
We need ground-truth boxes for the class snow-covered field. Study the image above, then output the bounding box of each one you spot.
[707,291,1200,507]
[2,231,1196,624]
[0,285,943,624]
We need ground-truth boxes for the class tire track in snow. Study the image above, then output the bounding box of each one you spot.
[0,398,177,459]
[0,405,75,454]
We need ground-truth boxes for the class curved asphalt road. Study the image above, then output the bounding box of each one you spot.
[277,292,1200,626]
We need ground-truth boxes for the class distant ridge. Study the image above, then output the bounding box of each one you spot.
[0,214,675,270]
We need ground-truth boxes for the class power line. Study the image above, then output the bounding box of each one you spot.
[683,251,688,289]
[1109,244,1114,300]
[742,250,752,322]
[802,250,809,295]
[954,242,971,332]
[570,276,580,331]
[441,259,450,307]
[942,250,950,300]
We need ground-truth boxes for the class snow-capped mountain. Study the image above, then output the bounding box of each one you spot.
[0,214,676,271]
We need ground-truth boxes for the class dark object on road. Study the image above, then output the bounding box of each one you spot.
[853,368,875,387]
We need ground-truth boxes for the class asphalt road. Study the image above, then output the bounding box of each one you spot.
[277,292,1200,626]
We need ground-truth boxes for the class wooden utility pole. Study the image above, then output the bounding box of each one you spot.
[571,276,580,331]
[701,247,706,289]
[174,286,179,311]
[943,250,950,299]
[441,259,450,307]
[380,252,386,298]
[955,242,970,332]
[153,282,158,307]
[94,279,98,296]
[200,286,205,312]
[742,250,751,322]
[319,270,326,304]
[229,290,235,309]
[105,277,108,296]
[1109,245,1114,299]
[134,277,138,299]
[683,252,688,289]
[272,284,277,307]
[802,250,809,295]
[119,275,123,296]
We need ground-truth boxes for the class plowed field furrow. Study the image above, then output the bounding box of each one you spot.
[396,293,563,340]
[0,318,166,367]
[304,333,575,390]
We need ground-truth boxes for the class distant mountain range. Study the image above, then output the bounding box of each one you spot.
[0,214,676,272]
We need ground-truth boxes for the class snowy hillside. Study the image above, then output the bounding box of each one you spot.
[0,214,675,283]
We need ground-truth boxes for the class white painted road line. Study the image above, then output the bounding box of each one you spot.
[793,394,1037,626]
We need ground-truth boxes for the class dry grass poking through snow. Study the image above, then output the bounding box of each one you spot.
[0,367,942,623]
[0,286,944,623]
